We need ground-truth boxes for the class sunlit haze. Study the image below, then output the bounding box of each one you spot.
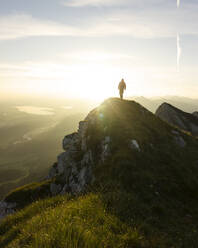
[1,0,198,101]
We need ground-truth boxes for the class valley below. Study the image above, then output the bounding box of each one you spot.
[0,100,88,199]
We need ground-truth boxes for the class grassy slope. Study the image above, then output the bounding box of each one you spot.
[1,98,198,248]
[0,194,146,248]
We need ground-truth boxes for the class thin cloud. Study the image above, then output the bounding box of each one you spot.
[0,15,86,40]
[1,8,198,41]
[0,14,172,41]
[62,0,167,8]
[62,0,124,7]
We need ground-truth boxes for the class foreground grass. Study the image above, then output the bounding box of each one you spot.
[0,194,147,248]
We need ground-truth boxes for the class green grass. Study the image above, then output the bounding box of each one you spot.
[0,194,147,248]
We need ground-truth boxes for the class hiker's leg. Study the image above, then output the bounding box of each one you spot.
[120,91,123,100]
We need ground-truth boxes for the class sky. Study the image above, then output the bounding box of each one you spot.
[0,0,198,100]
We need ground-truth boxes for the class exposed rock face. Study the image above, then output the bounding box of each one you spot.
[101,136,111,162]
[130,140,140,151]
[78,121,89,151]
[171,130,186,147]
[193,112,198,118]
[48,109,109,195]
[63,133,79,151]
[174,135,186,148]
[50,183,62,196]
[156,103,198,136]
[0,201,16,221]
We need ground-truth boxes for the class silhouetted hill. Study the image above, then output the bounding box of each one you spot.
[1,98,198,248]
[156,102,198,136]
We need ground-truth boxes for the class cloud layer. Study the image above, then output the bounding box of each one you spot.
[0,15,83,40]
[0,14,170,40]
[0,1,197,41]
[63,0,167,8]
[63,0,119,7]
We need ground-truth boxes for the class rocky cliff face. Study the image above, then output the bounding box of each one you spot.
[156,102,198,136]
[48,107,113,195]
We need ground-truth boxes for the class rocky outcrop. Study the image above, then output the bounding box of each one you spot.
[101,136,111,162]
[48,109,111,195]
[156,103,198,136]
[193,112,198,118]
[171,130,186,147]
[50,183,62,196]
[0,201,16,221]
[130,139,141,151]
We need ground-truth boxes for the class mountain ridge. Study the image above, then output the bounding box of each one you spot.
[156,102,198,136]
[1,98,198,247]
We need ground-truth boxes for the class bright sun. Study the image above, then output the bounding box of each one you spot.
[13,52,148,100]
[33,63,123,101]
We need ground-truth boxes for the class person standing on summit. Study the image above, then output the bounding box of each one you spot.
[118,79,126,100]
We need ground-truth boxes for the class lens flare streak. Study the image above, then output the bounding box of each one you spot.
[177,34,181,72]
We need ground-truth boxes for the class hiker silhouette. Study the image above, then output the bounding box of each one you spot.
[118,79,126,100]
